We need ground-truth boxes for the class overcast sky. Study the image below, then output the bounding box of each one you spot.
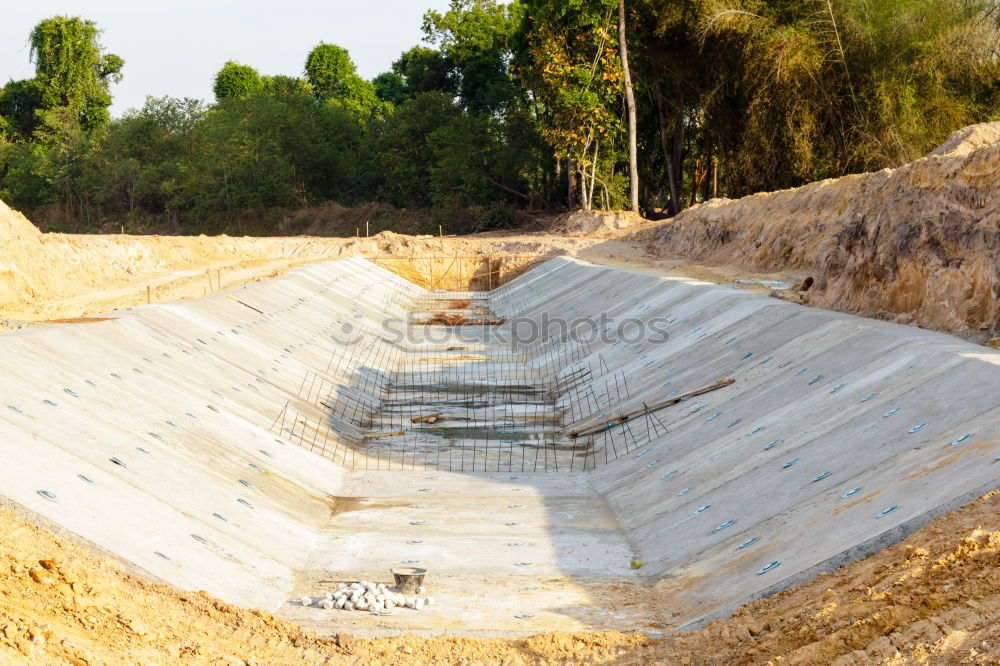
[0,0,452,116]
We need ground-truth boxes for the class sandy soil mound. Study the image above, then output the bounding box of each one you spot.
[639,122,1000,341]
[552,209,648,236]
[0,200,44,307]
[0,199,644,322]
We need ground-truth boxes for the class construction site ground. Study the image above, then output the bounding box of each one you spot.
[2,123,1000,665]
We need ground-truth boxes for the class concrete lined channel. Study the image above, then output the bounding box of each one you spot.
[2,256,999,636]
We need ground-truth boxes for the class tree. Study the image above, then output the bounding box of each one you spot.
[422,0,523,114]
[29,16,123,131]
[617,0,638,213]
[518,0,625,209]
[366,91,463,206]
[305,43,357,98]
[0,79,45,141]
[693,0,1000,195]
[213,61,263,100]
[392,46,457,96]
[261,75,314,98]
[372,72,406,104]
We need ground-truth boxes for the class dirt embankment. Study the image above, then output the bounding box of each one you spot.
[0,200,601,323]
[550,209,652,237]
[638,122,1000,342]
[4,489,1000,664]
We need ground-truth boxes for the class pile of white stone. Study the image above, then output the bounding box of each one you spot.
[301,581,436,613]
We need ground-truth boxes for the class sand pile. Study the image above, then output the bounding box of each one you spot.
[0,202,598,322]
[639,122,1000,341]
[0,200,44,308]
[552,210,648,236]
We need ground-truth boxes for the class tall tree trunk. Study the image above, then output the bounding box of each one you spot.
[568,159,578,208]
[588,141,599,210]
[618,0,639,214]
[656,87,680,216]
[672,100,685,211]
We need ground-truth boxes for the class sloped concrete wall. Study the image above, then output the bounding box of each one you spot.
[0,258,411,609]
[507,259,1000,628]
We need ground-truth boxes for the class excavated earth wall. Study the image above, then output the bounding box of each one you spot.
[641,123,1000,341]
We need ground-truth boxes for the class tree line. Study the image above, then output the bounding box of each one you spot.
[2,2,999,234]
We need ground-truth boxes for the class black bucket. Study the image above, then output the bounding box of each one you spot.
[391,567,426,594]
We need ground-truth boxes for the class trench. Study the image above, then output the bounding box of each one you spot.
[2,256,999,638]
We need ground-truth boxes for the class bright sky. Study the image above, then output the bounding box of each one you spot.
[0,0,452,116]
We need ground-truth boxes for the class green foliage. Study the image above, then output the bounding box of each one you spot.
[303,43,384,117]
[372,72,407,104]
[691,0,1000,194]
[4,4,1000,231]
[517,0,625,208]
[367,92,463,206]
[392,46,457,96]
[305,43,358,98]
[0,79,44,141]
[29,16,123,131]
[261,75,314,98]
[423,0,523,113]
[213,61,263,100]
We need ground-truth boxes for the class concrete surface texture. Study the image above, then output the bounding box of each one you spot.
[1,256,998,637]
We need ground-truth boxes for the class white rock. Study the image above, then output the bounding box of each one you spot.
[416,586,426,594]
[405,599,415,609]
[384,600,394,610]
[426,597,435,606]
[334,599,345,609]
[300,596,312,607]
[321,600,334,610]
[415,599,425,610]
[324,592,333,600]
[344,602,354,611]
[356,600,368,611]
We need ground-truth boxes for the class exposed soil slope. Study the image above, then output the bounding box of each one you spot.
[639,122,1000,341]
[0,199,660,323]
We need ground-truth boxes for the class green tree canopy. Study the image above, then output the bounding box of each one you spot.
[423,0,522,113]
[28,16,123,131]
[212,61,263,100]
[392,46,457,96]
[0,79,45,141]
[372,72,407,104]
[305,42,358,98]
